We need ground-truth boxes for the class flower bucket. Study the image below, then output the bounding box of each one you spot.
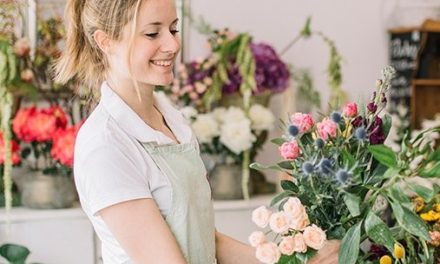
[209,163,254,200]
[14,170,77,209]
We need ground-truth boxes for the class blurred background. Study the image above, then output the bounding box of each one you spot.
[1,0,439,263]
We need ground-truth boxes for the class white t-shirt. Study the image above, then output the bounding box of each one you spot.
[74,82,196,264]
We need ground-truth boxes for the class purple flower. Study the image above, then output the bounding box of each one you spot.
[251,43,290,94]
[368,116,385,145]
[351,116,364,128]
[367,103,377,113]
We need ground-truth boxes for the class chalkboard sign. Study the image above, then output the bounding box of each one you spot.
[389,31,421,113]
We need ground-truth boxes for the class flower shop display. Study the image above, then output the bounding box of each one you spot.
[165,28,290,111]
[1,1,84,211]
[182,104,275,199]
[251,66,440,263]
[11,105,81,209]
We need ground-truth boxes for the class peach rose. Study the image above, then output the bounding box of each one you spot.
[303,224,326,250]
[20,69,34,83]
[248,231,266,247]
[278,236,295,256]
[269,211,290,234]
[290,213,310,231]
[13,38,30,57]
[292,233,307,253]
[283,197,309,230]
[252,206,272,228]
[256,242,281,264]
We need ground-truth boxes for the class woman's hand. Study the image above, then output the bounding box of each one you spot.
[308,240,340,264]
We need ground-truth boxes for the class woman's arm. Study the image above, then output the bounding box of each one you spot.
[215,231,340,264]
[215,231,260,264]
[99,198,187,264]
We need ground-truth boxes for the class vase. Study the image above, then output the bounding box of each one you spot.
[219,91,271,108]
[13,170,77,209]
[209,163,254,200]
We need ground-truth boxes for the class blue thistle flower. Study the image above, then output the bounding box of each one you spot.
[330,112,342,123]
[335,169,351,183]
[315,138,325,149]
[354,127,367,140]
[288,125,299,137]
[318,158,332,174]
[302,162,315,175]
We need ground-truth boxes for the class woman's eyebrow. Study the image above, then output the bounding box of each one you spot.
[145,18,179,26]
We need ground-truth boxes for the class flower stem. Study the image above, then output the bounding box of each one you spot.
[242,150,250,200]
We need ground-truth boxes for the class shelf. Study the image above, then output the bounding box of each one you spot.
[0,195,274,222]
[389,19,440,33]
[412,79,440,86]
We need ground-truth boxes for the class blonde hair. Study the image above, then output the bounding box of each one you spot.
[54,0,143,94]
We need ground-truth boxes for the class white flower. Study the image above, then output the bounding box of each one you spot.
[191,114,219,144]
[249,104,275,132]
[220,119,256,154]
[409,155,425,171]
[180,106,198,120]
[212,107,227,123]
[218,106,247,124]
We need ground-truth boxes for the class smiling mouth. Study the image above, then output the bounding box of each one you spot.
[150,59,173,67]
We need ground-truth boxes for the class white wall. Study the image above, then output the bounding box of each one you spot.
[185,0,440,183]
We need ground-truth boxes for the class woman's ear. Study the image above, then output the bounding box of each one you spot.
[93,29,111,54]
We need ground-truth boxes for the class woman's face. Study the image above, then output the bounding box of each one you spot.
[108,0,181,87]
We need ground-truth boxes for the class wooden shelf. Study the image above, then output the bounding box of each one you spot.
[412,79,440,86]
[389,19,440,33]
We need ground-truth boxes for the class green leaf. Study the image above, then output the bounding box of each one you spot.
[281,180,299,192]
[408,184,435,202]
[270,190,296,207]
[427,148,440,161]
[367,145,398,168]
[278,161,294,170]
[250,162,285,173]
[277,254,302,264]
[388,185,410,204]
[365,211,394,252]
[390,202,430,241]
[382,114,392,139]
[341,149,356,168]
[419,162,440,178]
[271,138,286,146]
[343,193,361,217]
[339,221,362,264]
[296,249,317,262]
[0,243,30,264]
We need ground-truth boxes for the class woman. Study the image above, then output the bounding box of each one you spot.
[55,0,339,263]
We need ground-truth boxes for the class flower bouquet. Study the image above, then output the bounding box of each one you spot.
[182,104,275,199]
[251,66,440,263]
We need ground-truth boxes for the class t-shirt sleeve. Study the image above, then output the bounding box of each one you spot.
[76,145,152,216]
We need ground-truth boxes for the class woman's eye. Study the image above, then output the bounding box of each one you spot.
[145,33,159,38]
[171,29,180,35]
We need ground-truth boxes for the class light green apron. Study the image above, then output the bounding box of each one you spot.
[141,142,216,264]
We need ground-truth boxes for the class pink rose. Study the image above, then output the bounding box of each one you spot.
[0,131,21,165]
[13,38,30,57]
[28,110,57,142]
[248,231,266,247]
[342,103,358,118]
[20,69,34,83]
[317,119,338,141]
[269,211,290,234]
[303,224,326,250]
[278,236,295,256]
[290,113,314,133]
[252,206,272,228]
[256,242,281,264]
[292,233,307,253]
[51,124,81,167]
[279,140,300,160]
